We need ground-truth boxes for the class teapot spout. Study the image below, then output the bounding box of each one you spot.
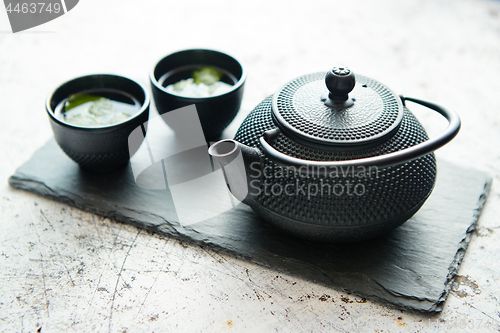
[208,139,261,203]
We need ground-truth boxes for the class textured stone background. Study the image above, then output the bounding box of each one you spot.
[1,0,500,332]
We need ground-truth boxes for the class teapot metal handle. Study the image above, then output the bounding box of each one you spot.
[259,97,460,172]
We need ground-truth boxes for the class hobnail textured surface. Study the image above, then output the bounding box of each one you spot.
[273,73,403,145]
[234,96,436,241]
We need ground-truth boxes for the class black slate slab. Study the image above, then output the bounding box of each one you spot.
[9,136,491,312]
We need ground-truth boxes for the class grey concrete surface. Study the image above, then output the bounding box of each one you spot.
[1,0,500,332]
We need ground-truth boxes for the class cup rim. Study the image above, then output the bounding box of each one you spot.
[46,73,151,131]
[149,48,247,101]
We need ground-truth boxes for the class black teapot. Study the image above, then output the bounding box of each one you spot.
[208,67,460,242]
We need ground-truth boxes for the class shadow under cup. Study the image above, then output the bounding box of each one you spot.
[46,74,150,172]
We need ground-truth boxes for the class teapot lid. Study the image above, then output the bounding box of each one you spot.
[271,67,404,146]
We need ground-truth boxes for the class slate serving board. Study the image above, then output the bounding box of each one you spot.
[9,123,491,312]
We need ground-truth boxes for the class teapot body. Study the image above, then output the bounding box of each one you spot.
[209,68,460,243]
[233,96,436,242]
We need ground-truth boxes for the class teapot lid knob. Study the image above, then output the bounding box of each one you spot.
[325,67,356,102]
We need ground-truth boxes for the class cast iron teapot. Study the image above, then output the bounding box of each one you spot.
[208,67,460,242]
